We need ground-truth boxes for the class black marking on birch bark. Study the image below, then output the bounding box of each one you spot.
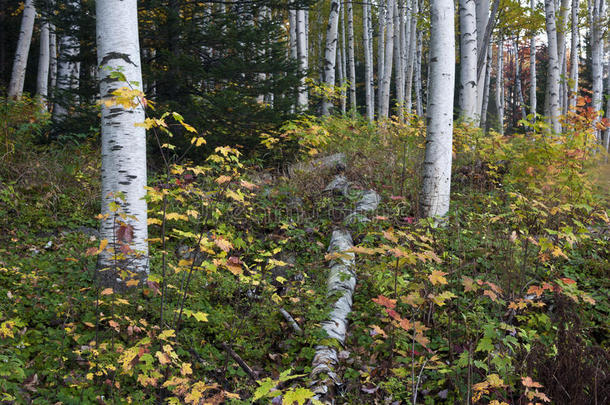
[127,175,137,179]
[100,52,137,67]
[111,145,123,151]
[119,181,131,185]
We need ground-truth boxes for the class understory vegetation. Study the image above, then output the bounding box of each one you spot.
[0,97,608,404]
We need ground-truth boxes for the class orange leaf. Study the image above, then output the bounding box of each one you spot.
[372,295,396,309]
[429,270,448,285]
[100,288,113,296]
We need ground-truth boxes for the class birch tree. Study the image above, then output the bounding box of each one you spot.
[530,0,537,117]
[544,0,562,134]
[296,9,308,110]
[49,24,57,91]
[363,1,374,120]
[480,42,492,130]
[420,0,455,219]
[346,0,356,113]
[394,0,405,121]
[377,2,386,117]
[8,0,36,99]
[37,21,50,107]
[339,7,347,114]
[568,0,579,110]
[405,0,418,113]
[322,0,341,115]
[590,0,605,141]
[496,40,505,134]
[53,0,81,120]
[415,27,424,117]
[475,0,490,118]
[380,0,396,119]
[459,0,478,121]
[96,0,148,283]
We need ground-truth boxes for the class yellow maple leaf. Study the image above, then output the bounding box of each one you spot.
[429,270,448,285]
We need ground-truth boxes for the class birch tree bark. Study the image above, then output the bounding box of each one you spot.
[556,0,571,115]
[530,0,537,117]
[568,0,579,110]
[8,0,36,99]
[296,9,309,111]
[37,21,50,107]
[405,0,418,114]
[459,0,479,121]
[346,0,356,113]
[339,6,347,114]
[377,2,387,117]
[322,0,341,115]
[363,1,374,120]
[415,27,424,117]
[481,42,492,130]
[394,0,405,121]
[475,0,490,119]
[605,63,610,153]
[49,24,57,91]
[380,0,396,119]
[514,40,527,122]
[496,40,505,134]
[97,0,148,283]
[53,0,81,121]
[544,0,562,134]
[420,0,455,219]
[590,0,605,141]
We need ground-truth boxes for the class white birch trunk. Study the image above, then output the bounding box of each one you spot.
[568,0,579,110]
[377,3,387,117]
[97,0,148,282]
[8,0,36,99]
[514,40,527,122]
[49,24,57,91]
[420,0,455,219]
[394,0,405,121]
[459,0,478,121]
[530,0,537,117]
[346,0,356,113]
[544,0,562,134]
[605,63,610,153]
[590,0,605,141]
[481,42,492,130]
[556,0,570,116]
[53,1,80,121]
[363,1,375,120]
[322,0,341,115]
[496,40,505,134]
[415,27,424,117]
[339,6,347,115]
[380,0,396,119]
[37,21,50,107]
[296,9,309,110]
[405,0,418,114]
[475,0,490,119]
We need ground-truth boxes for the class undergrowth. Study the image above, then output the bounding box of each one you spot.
[0,100,608,404]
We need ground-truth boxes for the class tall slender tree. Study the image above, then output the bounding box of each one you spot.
[530,0,537,117]
[420,0,455,219]
[496,39,505,134]
[544,0,562,134]
[96,0,148,283]
[322,0,341,115]
[377,2,387,117]
[380,0,395,118]
[346,0,356,112]
[296,8,308,110]
[590,0,605,141]
[8,0,36,99]
[363,0,374,120]
[53,0,81,120]
[37,21,51,107]
[459,0,478,121]
[568,0,579,110]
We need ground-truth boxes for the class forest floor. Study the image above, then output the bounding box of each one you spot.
[0,113,608,404]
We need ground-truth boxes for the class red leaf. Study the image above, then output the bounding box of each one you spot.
[372,295,396,309]
[117,224,134,243]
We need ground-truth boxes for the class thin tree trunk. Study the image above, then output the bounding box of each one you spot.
[568,0,579,110]
[514,40,527,122]
[590,0,605,141]
[530,0,537,117]
[49,24,57,91]
[605,62,610,153]
[96,0,148,283]
[496,39,504,135]
[459,0,478,121]
[322,0,341,115]
[405,0,418,114]
[394,0,405,121]
[347,0,356,113]
[53,0,81,121]
[363,0,374,120]
[339,5,347,114]
[420,0,455,219]
[475,0,490,119]
[37,21,50,107]
[415,27,424,117]
[8,0,36,99]
[556,0,570,116]
[296,9,308,110]
[377,2,387,117]
[380,0,396,119]
[481,42,492,131]
[544,0,562,134]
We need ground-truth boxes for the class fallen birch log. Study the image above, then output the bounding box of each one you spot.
[310,175,381,402]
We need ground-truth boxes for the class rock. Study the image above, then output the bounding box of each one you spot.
[288,153,346,177]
